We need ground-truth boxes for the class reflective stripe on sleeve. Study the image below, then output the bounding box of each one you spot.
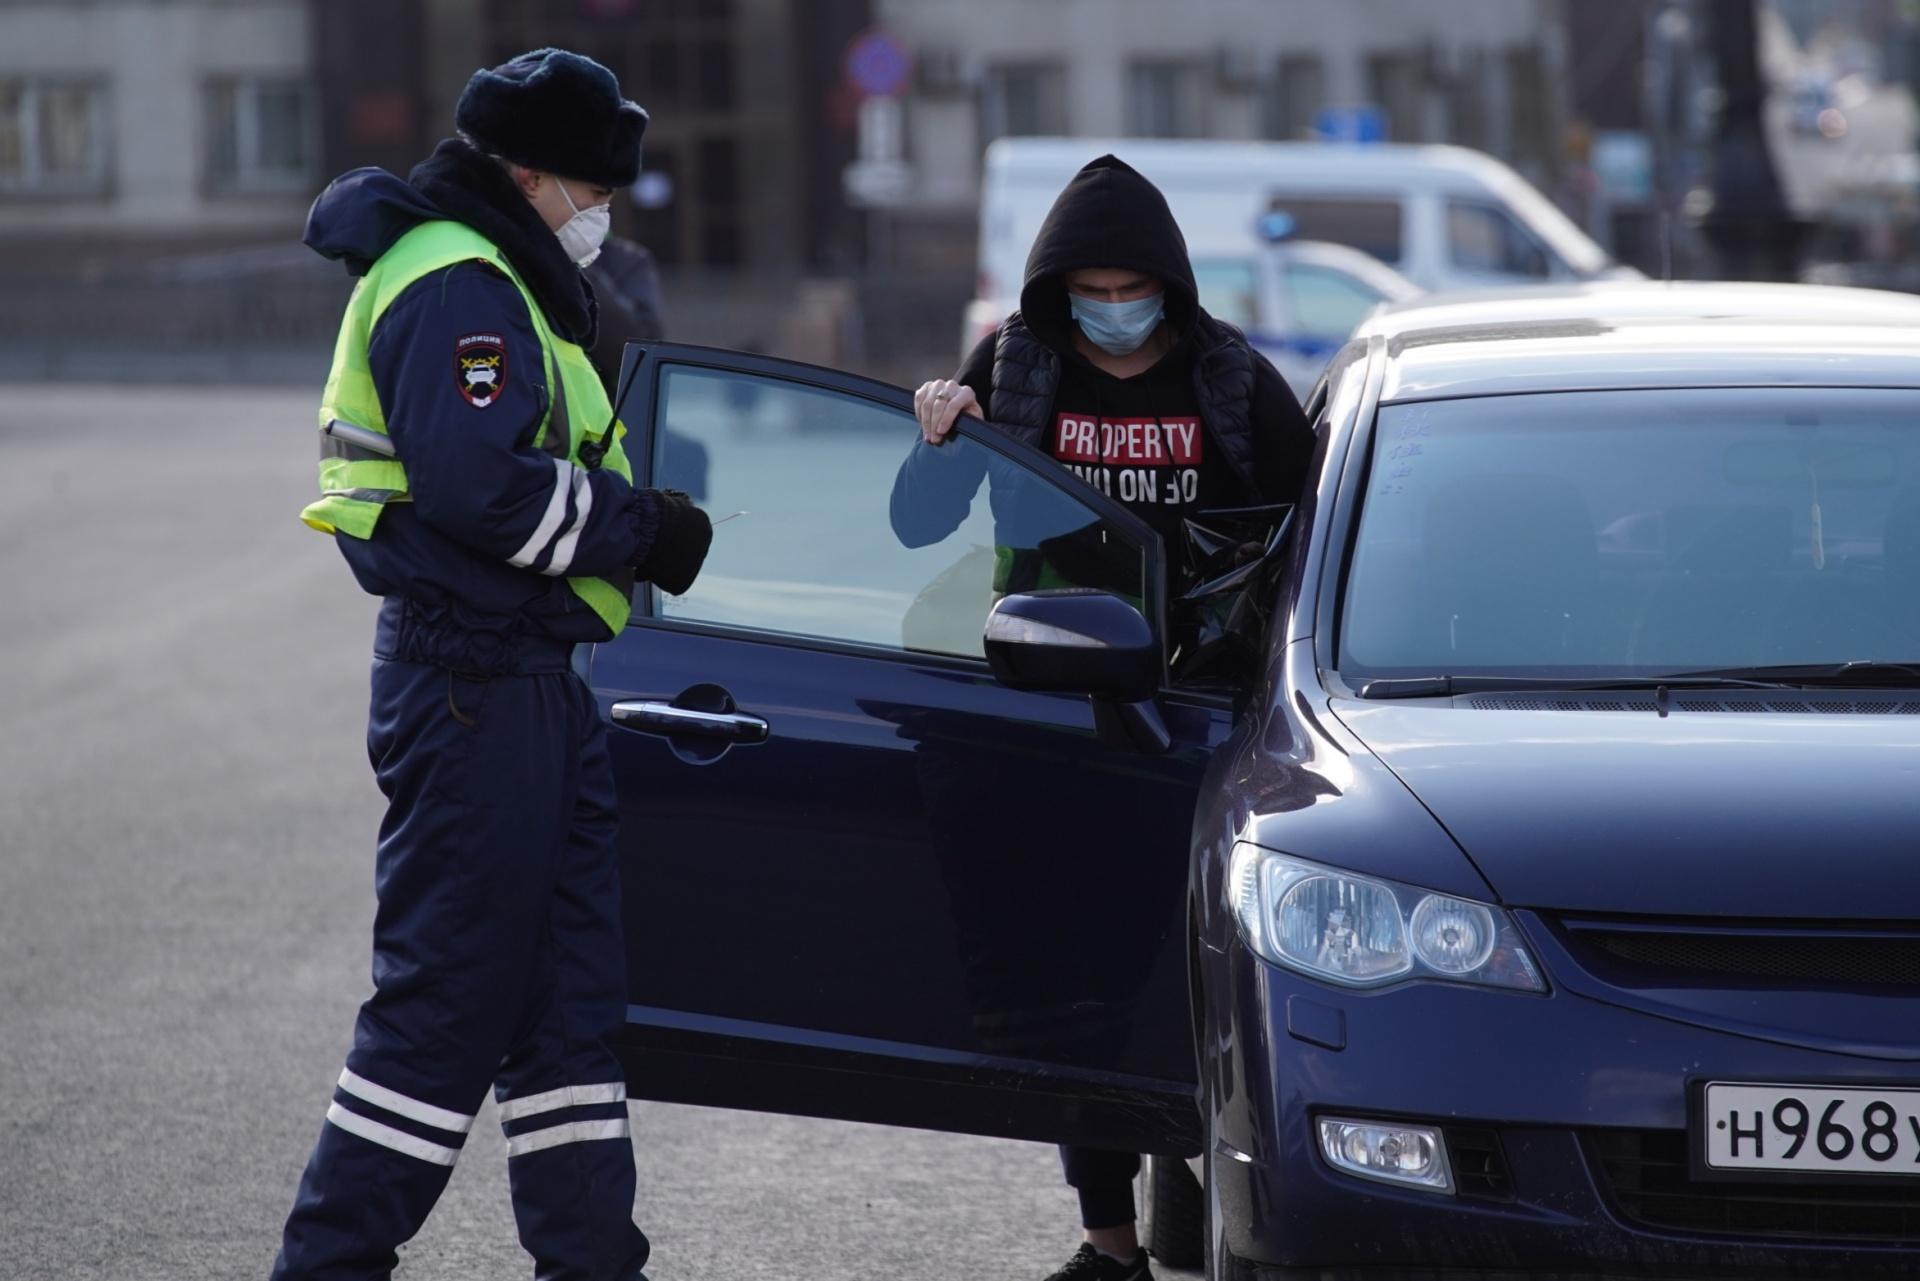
[543,468,594,577]
[507,457,576,569]
[495,1080,628,1123]
[506,1117,631,1158]
[337,1068,476,1135]
[325,1103,461,1166]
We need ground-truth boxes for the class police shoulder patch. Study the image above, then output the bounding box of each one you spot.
[454,332,508,409]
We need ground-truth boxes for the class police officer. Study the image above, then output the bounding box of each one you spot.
[273,49,710,1281]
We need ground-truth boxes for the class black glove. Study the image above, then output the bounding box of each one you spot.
[635,488,713,596]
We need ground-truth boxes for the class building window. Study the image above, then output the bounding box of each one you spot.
[1449,49,1489,150]
[1504,45,1555,181]
[1365,52,1422,143]
[206,78,315,195]
[501,2,735,116]
[983,62,1066,140]
[631,147,683,266]
[484,0,748,266]
[0,79,110,197]
[1126,60,1208,138]
[694,38,735,112]
[696,135,741,266]
[1266,54,1325,140]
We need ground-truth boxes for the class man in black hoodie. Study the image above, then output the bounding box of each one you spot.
[900,156,1315,1281]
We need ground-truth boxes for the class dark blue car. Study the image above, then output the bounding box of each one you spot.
[590,282,1920,1279]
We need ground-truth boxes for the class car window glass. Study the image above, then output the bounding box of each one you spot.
[1282,262,1386,340]
[1446,200,1552,277]
[1190,257,1258,330]
[1262,196,1404,264]
[649,365,1146,658]
[1339,388,1920,676]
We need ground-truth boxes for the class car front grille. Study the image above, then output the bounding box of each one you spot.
[1554,919,1920,992]
[1586,1129,1920,1243]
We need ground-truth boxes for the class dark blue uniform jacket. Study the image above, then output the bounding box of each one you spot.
[304,139,662,664]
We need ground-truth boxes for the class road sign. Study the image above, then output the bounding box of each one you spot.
[844,95,911,207]
[856,95,902,164]
[845,28,913,99]
[1314,105,1388,144]
[1593,131,1655,203]
[843,160,913,208]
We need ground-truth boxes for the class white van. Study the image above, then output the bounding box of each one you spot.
[964,137,1634,352]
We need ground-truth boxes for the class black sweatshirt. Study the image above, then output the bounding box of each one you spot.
[894,155,1313,582]
[959,325,1243,555]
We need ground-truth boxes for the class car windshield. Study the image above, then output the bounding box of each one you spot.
[1190,257,1259,330]
[1338,388,1920,679]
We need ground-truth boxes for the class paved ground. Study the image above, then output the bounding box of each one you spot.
[0,385,1202,1281]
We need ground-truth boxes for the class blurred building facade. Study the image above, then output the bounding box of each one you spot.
[5,0,1914,381]
[0,0,868,268]
[0,0,315,254]
[0,0,875,374]
[1558,0,1920,280]
[328,0,873,357]
[0,0,1572,265]
[876,0,1570,275]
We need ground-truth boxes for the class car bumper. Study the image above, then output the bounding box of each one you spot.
[1203,938,1920,1279]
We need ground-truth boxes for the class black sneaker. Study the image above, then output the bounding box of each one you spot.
[1044,1243,1155,1281]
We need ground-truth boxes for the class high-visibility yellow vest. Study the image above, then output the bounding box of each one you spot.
[303,219,635,634]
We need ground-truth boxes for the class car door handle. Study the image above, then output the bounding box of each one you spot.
[610,700,770,744]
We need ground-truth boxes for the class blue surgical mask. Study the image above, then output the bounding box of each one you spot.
[1069,291,1166,356]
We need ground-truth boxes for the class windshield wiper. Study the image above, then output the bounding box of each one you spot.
[1659,661,1920,688]
[1355,674,1785,700]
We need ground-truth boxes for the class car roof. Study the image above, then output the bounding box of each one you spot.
[986,137,1531,185]
[1355,281,1920,402]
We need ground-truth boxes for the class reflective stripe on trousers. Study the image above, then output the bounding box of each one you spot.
[271,661,649,1281]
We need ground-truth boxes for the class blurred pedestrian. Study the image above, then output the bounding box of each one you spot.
[583,234,709,500]
[896,154,1315,1281]
[585,233,667,390]
[273,47,712,1281]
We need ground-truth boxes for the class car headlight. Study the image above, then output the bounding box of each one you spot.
[1228,843,1544,992]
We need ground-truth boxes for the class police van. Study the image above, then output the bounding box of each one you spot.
[962,137,1634,360]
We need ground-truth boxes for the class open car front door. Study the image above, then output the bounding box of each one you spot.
[589,343,1239,1156]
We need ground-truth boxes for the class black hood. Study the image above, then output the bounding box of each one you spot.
[302,136,596,347]
[1017,154,1199,354]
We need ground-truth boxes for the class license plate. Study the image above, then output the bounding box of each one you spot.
[1703,1082,1920,1177]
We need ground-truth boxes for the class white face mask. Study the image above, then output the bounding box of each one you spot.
[554,179,611,269]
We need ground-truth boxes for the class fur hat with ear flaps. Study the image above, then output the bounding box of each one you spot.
[454,48,648,189]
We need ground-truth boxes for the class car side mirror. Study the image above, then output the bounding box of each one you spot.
[983,590,1159,702]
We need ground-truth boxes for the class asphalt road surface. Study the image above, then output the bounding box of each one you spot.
[0,385,1204,1281]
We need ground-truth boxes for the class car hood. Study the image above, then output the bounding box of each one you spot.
[1332,700,1920,920]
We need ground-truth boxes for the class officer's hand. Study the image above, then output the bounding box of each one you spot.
[636,489,713,596]
[913,379,980,446]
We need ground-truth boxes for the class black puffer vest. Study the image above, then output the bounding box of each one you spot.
[987,311,1260,500]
